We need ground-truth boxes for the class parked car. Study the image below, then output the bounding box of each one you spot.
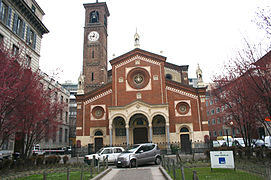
[212,140,221,147]
[233,138,245,147]
[253,139,265,148]
[265,136,271,148]
[84,147,124,165]
[116,143,161,168]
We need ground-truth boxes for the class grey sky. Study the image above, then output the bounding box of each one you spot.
[36,0,269,84]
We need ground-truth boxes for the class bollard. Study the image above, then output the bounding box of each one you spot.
[80,165,83,180]
[90,165,93,178]
[172,159,176,180]
[43,171,47,180]
[181,165,185,180]
[67,167,70,180]
[192,171,199,180]
[167,158,171,174]
[97,159,100,173]
[106,156,108,169]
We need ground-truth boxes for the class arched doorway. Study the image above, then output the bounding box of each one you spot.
[94,130,103,153]
[112,117,126,145]
[152,115,166,144]
[180,127,191,154]
[130,114,148,144]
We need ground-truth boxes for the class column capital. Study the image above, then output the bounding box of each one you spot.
[109,125,113,130]
[149,124,152,128]
[125,125,129,129]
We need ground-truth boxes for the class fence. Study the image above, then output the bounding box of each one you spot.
[161,153,271,180]
[0,157,109,180]
[73,141,211,157]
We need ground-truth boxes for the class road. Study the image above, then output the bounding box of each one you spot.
[101,165,166,180]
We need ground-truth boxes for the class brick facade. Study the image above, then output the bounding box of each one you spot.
[76,2,208,151]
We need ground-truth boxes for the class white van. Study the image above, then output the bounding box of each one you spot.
[265,136,271,148]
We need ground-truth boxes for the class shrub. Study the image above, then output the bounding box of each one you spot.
[56,156,61,164]
[204,150,210,160]
[244,148,252,159]
[255,148,264,160]
[264,149,271,161]
[237,149,243,159]
[170,144,180,154]
[36,155,44,166]
[63,155,69,164]
[2,159,12,169]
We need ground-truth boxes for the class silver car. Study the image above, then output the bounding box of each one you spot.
[116,143,161,168]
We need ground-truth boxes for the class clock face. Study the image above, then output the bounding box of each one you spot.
[88,31,99,42]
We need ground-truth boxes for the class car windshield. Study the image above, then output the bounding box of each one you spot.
[123,145,140,153]
[97,148,104,154]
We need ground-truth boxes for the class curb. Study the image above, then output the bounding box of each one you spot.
[159,166,173,180]
[91,168,112,180]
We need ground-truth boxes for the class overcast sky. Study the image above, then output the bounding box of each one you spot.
[36,0,269,84]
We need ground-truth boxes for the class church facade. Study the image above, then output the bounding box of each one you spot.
[76,2,209,152]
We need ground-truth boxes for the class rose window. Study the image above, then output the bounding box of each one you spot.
[134,74,144,84]
[127,67,150,89]
[92,106,104,119]
[176,102,190,115]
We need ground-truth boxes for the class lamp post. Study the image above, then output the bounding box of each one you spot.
[226,121,234,147]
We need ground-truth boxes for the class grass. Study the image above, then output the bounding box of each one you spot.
[168,167,264,180]
[17,170,98,180]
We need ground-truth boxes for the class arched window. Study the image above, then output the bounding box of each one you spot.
[165,74,173,80]
[92,50,94,58]
[94,131,103,136]
[180,127,189,132]
[90,11,99,23]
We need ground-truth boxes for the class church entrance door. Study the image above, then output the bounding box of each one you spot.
[180,134,191,154]
[94,138,103,153]
[133,127,148,144]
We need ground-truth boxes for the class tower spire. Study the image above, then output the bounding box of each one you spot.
[134,28,140,48]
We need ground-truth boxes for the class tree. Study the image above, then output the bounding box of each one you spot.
[0,45,65,159]
[212,41,271,146]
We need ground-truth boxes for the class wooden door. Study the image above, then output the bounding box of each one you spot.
[133,128,148,144]
[95,137,103,153]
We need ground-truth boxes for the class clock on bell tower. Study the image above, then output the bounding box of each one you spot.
[82,2,110,93]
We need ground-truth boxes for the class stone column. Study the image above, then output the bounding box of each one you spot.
[126,125,129,146]
[166,123,171,153]
[109,126,113,146]
[149,124,153,143]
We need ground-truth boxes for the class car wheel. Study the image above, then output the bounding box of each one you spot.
[155,157,161,165]
[130,159,136,168]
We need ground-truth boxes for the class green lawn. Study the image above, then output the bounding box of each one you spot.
[17,171,98,180]
[168,167,264,180]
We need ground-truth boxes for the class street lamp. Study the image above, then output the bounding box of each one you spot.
[226,121,234,147]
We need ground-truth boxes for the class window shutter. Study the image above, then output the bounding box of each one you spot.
[0,0,2,21]
[7,6,12,27]
[21,21,25,39]
[12,13,18,33]
[33,33,36,49]
[26,26,30,43]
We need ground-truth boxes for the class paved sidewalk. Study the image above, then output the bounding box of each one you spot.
[100,166,165,180]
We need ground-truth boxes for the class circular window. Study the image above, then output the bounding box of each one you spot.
[92,106,104,119]
[176,102,190,115]
[127,68,150,89]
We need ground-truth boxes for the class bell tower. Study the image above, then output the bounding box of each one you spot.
[82,2,110,93]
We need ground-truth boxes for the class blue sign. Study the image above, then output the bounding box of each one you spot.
[219,157,226,164]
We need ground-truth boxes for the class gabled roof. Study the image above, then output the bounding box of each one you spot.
[110,48,166,66]
[165,62,189,72]
[166,79,207,95]
[76,82,112,101]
